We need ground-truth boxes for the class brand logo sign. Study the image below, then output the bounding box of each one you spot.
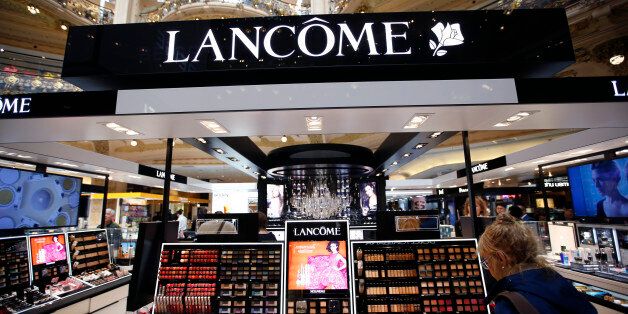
[164,18,464,64]
[457,156,507,178]
[156,169,177,181]
[138,164,188,184]
[471,163,489,174]
[293,226,342,237]
[544,176,569,188]
[0,97,31,115]
[611,80,627,97]
[458,187,469,193]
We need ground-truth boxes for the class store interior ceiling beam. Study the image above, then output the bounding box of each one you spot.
[181,137,266,178]
[373,132,457,174]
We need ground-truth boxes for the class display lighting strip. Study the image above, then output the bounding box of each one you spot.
[103,122,141,136]
[305,116,323,131]
[429,131,443,138]
[0,151,32,159]
[403,114,431,129]
[493,111,537,127]
[95,169,114,174]
[196,138,207,144]
[199,120,229,134]
[54,161,79,168]
[212,148,225,154]
[414,143,427,149]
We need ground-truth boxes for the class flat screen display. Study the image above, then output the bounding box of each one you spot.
[359,182,377,217]
[287,240,348,292]
[30,234,67,266]
[0,167,82,229]
[266,184,284,219]
[568,157,628,218]
[548,223,577,254]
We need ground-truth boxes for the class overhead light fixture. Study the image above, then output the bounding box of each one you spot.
[227,157,239,162]
[498,180,502,186]
[390,161,398,166]
[130,140,138,147]
[494,111,538,128]
[103,122,142,136]
[414,143,427,149]
[60,22,69,31]
[504,167,515,171]
[382,168,389,172]
[375,173,382,176]
[244,166,250,170]
[548,171,553,177]
[95,169,113,174]
[260,175,267,179]
[402,153,412,158]
[429,131,443,138]
[0,48,4,52]
[199,120,229,133]
[532,160,547,164]
[54,161,79,168]
[27,5,40,14]
[281,135,288,143]
[16,155,32,159]
[212,148,225,154]
[572,158,589,163]
[305,116,323,131]
[196,138,207,144]
[569,149,593,155]
[403,114,431,129]
[128,175,141,179]
[253,171,260,175]
[616,149,628,155]
[610,54,624,65]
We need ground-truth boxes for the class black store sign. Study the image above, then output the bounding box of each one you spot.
[0,91,116,119]
[138,164,188,184]
[456,156,507,178]
[63,9,573,90]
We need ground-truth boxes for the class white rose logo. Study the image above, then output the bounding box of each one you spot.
[429,22,464,57]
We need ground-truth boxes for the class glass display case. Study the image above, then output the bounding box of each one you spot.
[106,227,138,266]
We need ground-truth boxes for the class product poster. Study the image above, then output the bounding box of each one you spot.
[577,226,596,245]
[288,240,348,291]
[30,235,66,265]
[359,182,377,217]
[411,196,427,210]
[266,184,284,218]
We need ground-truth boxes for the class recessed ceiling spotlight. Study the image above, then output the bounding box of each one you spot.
[429,131,443,138]
[402,153,412,158]
[382,168,389,172]
[130,140,138,147]
[128,175,141,179]
[305,116,323,131]
[504,167,515,171]
[610,54,624,65]
[414,143,427,149]
[494,111,538,128]
[244,166,251,170]
[95,169,113,174]
[102,122,142,136]
[375,173,382,176]
[253,171,260,175]
[281,135,288,143]
[569,149,593,155]
[227,157,239,162]
[260,175,267,179]
[60,23,68,31]
[390,161,398,166]
[16,155,32,159]
[532,160,547,164]
[199,120,229,133]
[403,114,432,129]
[196,137,207,144]
[212,148,225,154]
[27,5,40,14]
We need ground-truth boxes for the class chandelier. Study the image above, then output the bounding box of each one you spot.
[289,177,352,219]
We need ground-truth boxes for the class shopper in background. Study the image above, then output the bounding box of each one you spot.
[507,204,532,221]
[564,208,575,221]
[257,212,277,242]
[480,214,596,314]
[495,202,507,216]
[463,196,489,217]
[104,208,120,228]
[175,209,188,239]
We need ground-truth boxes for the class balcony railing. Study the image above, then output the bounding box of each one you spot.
[52,0,114,24]
[139,0,311,23]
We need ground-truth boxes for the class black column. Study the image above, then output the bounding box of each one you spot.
[538,165,549,213]
[461,131,479,238]
[35,164,46,173]
[101,175,109,227]
[161,138,174,233]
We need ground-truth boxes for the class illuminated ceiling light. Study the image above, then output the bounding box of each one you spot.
[402,153,412,158]
[414,143,427,149]
[244,166,251,170]
[569,149,593,155]
[227,157,239,162]
[382,168,389,172]
[128,175,141,179]
[196,138,207,144]
[403,114,431,129]
[506,178,511,181]
[54,161,79,168]
[449,185,457,188]
[16,154,32,159]
[199,120,229,134]
[0,48,4,52]
[498,180,502,186]
[494,111,537,128]
[102,122,142,136]
[212,148,225,154]
[375,173,382,176]
[548,171,553,177]
[504,167,515,171]
[281,135,288,143]
[429,131,443,138]
[390,161,398,166]
[532,160,547,164]
[60,23,68,31]
[253,171,260,175]
[130,140,138,147]
[305,116,323,131]
[260,175,267,179]
[610,54,624,65]
[616,149,628,155]
[27,5,40,14]
[95,169,113,174]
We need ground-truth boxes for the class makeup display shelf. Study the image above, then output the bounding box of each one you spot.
[153,243,284,314]
[351,239,489,314]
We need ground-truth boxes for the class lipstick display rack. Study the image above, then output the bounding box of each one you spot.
[153,243,284,314]
[351,239,489,314]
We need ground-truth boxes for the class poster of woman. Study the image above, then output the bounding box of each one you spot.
[288,240,348,291]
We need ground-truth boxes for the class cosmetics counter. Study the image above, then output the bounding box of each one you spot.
[0,229,131,313]
[544,221,628,313]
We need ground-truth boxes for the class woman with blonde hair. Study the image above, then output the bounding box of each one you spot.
[463,196,489,217]
[479,214,595,313]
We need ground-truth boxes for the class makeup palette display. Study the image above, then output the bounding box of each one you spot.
[0,237,30,294]
[67,230,111,275]
[153,243,283,314]
[352,239,488,314]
